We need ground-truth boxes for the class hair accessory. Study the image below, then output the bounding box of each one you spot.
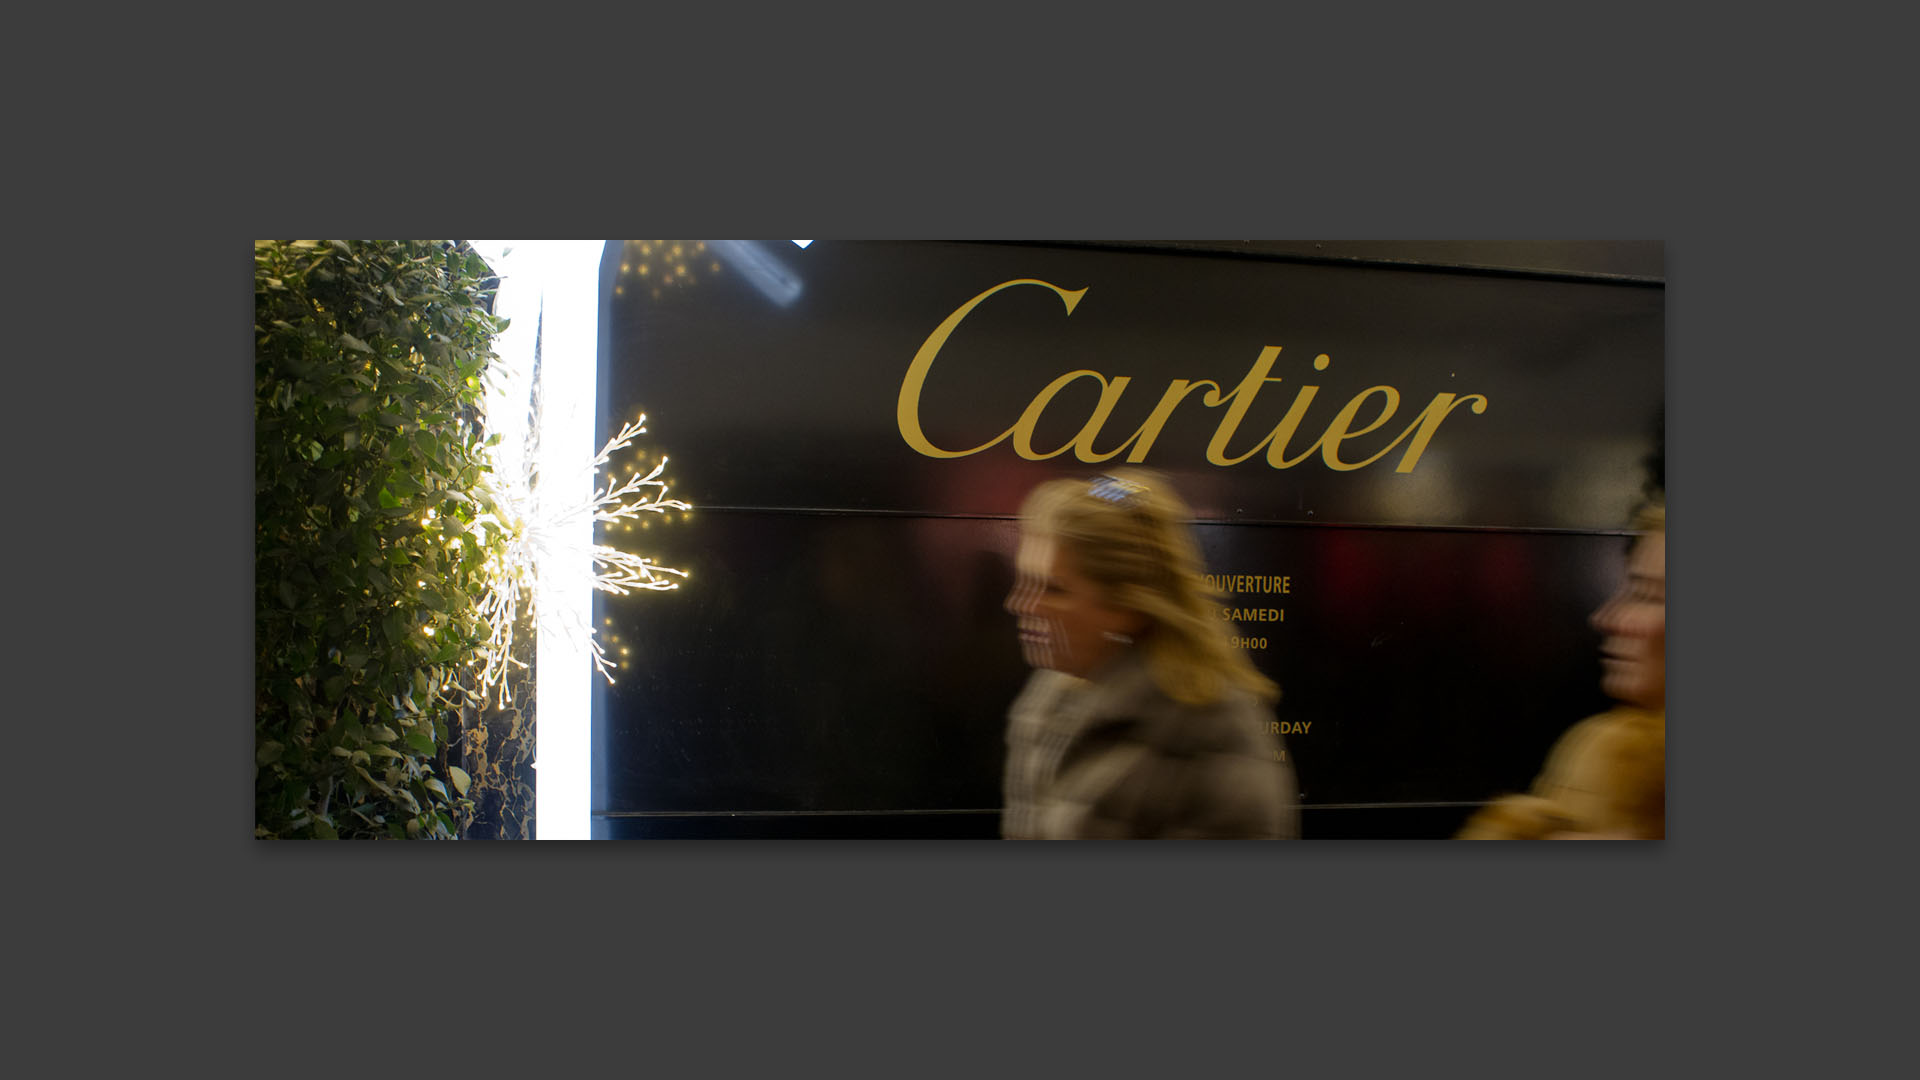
[1088,475,1147,505]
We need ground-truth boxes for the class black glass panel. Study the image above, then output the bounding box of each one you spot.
[592,241,1660,838]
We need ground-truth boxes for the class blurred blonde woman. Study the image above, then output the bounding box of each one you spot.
[1002,469,1298,839]
[1460,499,1666,840]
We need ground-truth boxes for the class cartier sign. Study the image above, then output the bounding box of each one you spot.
[594,241,1664,837]
[898,277,1488,473]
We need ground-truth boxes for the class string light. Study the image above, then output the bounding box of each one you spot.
[616,241,718,298]
[465,410,690,707]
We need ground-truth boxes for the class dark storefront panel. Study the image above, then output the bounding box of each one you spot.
[596,240,1660,530]
[591,241,1661,838]
[593,512,1625,836]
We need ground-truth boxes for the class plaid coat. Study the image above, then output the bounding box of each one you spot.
[1002,651,1298,839]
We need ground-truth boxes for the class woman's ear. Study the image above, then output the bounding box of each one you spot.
[1113,607,1151,638]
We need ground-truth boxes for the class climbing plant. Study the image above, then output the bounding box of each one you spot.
[255,240,514,839]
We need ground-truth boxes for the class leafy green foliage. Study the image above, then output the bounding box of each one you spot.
[455,639,537,841]
[255,240,512,839]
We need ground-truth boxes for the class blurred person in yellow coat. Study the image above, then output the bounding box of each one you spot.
[1461,500,1666,840]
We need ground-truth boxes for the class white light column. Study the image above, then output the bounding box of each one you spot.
[469,239,606,840]
[531,241,604,840]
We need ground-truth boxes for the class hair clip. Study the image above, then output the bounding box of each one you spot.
[1088,475,1147,505]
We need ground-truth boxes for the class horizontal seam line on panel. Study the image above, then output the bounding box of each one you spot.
[595,804,1490,817]
[1297,802,1491,810]
[595,808,1000,818]
[671,506,1639,536]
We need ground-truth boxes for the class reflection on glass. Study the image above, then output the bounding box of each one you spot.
[708,240,804,307]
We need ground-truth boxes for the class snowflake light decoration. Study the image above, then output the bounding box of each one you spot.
[467,412,689,709]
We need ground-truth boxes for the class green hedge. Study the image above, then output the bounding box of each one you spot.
[255,240,511,839]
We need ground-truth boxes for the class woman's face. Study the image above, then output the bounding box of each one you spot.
[1006,533,1143,679]
[1591,531,1666,709]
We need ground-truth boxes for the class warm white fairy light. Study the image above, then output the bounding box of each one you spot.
[461,411,689,710]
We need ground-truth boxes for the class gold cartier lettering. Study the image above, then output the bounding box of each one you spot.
[1307,389,1491,472]
[897,278,1088,458]
[1321,386,1401,470]
[1120,379,1222,462]
[1011,370,1135,461]
[895,286,1490,472]
[1391,392,1489,473]
[1203,346,1284,465]
[1263,354,1335,468]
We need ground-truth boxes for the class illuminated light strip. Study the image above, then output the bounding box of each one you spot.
[470,240,604,840]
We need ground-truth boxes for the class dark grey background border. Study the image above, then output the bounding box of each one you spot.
[30,16,1884,1072]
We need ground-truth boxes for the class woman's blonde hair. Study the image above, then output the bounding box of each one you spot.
[1019,468,1279,706]
[1632,497,1665,534]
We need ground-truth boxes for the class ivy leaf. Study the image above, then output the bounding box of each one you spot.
[355,765,394,796]
[339,332,373,354]
[448,766,471,796]
[369,724,400,743]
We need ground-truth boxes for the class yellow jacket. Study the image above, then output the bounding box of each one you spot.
[1459,707,1665,839]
